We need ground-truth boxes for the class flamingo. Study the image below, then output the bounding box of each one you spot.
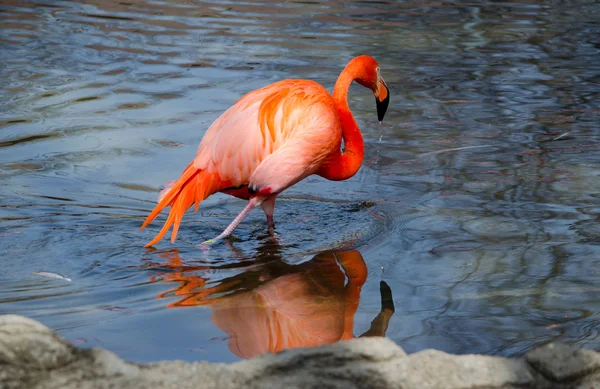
[140,55,389,247]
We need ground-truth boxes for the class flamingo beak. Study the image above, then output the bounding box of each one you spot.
[376,78,389,122]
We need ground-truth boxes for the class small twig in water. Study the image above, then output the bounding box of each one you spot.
[33,271,72,282]
[553,131,572,141]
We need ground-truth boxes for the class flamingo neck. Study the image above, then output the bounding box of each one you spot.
[318,63,365,181]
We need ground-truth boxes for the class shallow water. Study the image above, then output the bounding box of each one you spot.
[1,0,599,362]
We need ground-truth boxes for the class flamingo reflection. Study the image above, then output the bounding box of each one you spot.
[150,245,394,359]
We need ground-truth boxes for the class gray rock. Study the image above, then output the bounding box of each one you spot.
[526,343,600,386]
[1,314,599,389]
[401,349,534,388]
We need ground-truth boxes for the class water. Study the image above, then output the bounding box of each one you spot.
[1,0,599,363]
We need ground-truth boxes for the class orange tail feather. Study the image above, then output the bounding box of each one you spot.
[140,163,224,247]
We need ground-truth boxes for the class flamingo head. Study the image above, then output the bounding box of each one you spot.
[354,56,390,122]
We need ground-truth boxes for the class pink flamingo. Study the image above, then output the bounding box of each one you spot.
[140,55,389,247]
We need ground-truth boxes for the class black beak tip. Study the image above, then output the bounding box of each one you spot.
[376,92,390,122]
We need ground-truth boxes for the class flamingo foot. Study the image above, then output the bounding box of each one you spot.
[201,237,220,245]
[197,240,216,251]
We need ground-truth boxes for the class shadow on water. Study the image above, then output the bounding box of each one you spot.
[1,0,599,362]
[149,244,394,358]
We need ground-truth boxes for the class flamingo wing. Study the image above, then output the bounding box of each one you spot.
[193,79,341,194]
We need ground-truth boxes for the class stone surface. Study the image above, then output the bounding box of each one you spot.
[526,343,600,383]
[1,314,599,389]
[401,349,534,388]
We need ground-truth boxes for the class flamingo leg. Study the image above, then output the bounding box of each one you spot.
[200,198,261,246]
[260,196,276,230]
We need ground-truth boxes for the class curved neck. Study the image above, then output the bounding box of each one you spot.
[318,63,365,181]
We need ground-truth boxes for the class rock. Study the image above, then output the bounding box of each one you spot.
[526,343,600,386]
[1,314,599,389]
[0,314,75,370]
[401,349,534,388]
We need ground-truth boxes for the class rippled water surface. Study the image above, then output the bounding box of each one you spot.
[1,0,599,362]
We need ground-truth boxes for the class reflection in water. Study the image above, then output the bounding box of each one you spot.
[152,245,394,358]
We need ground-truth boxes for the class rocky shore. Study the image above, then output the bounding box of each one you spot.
[1,315,598,389]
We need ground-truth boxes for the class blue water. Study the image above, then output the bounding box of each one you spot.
[1,0,599,363]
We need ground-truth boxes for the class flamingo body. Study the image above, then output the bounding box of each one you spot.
[203,80,341,197]
[141,56,389,247]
